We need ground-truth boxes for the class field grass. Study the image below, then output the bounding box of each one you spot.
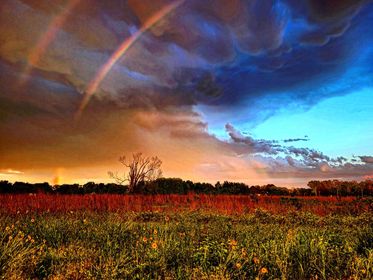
[1,194,371,215]
[1,194,372,279]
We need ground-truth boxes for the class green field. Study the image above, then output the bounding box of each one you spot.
[1,209,372,279]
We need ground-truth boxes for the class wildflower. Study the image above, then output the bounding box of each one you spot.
[253,257,260,265]
[228,239,238,248]
[142,237,148,243]
[5,226,10,232]
[153,229,158,235]
[260,267,268,274]
[235,262,242,269]
[151,242,158,249]
[287,229,295,239]
[165,216,170,222]
[31,218,35,223]
[241,248,247,257]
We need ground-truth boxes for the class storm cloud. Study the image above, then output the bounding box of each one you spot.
[0,0,372,185]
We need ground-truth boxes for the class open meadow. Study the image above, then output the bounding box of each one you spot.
[1,194,372,279]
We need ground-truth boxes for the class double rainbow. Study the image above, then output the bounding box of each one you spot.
[20,0,81,85]
[76,0,184,118]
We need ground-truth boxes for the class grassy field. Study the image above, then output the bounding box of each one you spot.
[1,195,372,279]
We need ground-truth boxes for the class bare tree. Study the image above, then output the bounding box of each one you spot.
[108,152,162,193]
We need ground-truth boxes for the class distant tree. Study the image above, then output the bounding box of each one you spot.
[55,184,82,194]
[219,181,250,194]
[145,178,192,194]
[215,181,222,190]
[307,180,320,196]
[108,152,162,193]
[0,181,12,193]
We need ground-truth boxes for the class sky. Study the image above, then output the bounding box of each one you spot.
[0,0,372,187]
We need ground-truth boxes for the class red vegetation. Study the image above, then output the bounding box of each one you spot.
[1,194,370,216]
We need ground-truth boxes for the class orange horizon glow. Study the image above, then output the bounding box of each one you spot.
[76,0,185,118]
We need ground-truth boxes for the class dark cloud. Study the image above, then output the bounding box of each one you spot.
[224,123,373,179]
[358,156,373,164]
[1,0,372,116]
[0,0,372,184]
[283,138,309,143]
[225,123,280,155]
[285,156,296,167]
[306,0,365,22]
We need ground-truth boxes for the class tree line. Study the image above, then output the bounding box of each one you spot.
[0,178,372,196]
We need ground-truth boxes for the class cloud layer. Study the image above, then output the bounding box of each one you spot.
[0,0,372,185]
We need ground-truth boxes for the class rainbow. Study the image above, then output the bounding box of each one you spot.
[20,0,81,84]
[76,0,184,117]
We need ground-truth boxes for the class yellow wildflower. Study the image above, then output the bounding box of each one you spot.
[153,229,158,235]
[241,248,247,257]
[151,242,158,249]
[253,257,260,265]
[260,267,268,274]
[228,239,238,248]
[142,237,148,243]
[235,262,242,269]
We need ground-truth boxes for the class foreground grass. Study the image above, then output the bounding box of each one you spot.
[1,210,372,279]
